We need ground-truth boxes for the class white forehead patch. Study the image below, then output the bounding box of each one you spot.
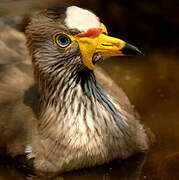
[65,6,101,32]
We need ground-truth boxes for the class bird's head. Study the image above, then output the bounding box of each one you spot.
[26,4,142,77]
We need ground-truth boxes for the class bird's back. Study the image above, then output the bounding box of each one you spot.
[0,21,38,157]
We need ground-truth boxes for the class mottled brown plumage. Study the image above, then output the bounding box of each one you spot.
[0,4,152,175]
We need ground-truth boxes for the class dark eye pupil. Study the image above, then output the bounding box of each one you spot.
[59,36,67,44]
[56,34,71,48]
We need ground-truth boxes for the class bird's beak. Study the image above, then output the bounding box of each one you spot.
[96,33,143,57]
[76,25,143,70]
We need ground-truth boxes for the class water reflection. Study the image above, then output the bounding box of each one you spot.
[0,154,146,180]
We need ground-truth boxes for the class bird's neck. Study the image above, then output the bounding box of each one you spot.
[30,67,143,171]
[37,68,126,136]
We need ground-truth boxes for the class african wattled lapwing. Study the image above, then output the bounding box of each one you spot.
[0,3,150,174]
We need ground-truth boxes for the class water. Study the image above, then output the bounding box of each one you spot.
[0,52,179,179]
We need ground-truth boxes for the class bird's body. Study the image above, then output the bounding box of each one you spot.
[0,4,151,174]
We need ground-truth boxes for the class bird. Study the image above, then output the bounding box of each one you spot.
[0,3,152,175]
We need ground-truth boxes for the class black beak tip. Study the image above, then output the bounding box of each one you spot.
[121,43,144,56]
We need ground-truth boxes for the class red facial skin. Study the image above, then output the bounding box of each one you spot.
[76,28,102,38]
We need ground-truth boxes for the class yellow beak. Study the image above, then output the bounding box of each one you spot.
[96,34,142,57]
[76,30,143,70]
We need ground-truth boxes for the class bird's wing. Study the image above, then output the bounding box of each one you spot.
[0,22,38,157]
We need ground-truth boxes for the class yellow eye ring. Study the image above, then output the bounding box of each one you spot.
[53,32,74,49]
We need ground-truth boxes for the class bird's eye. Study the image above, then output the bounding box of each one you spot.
[55,34,71,48]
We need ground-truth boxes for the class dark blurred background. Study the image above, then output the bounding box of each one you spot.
[82,0,179,55]
[0,0,179,179]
